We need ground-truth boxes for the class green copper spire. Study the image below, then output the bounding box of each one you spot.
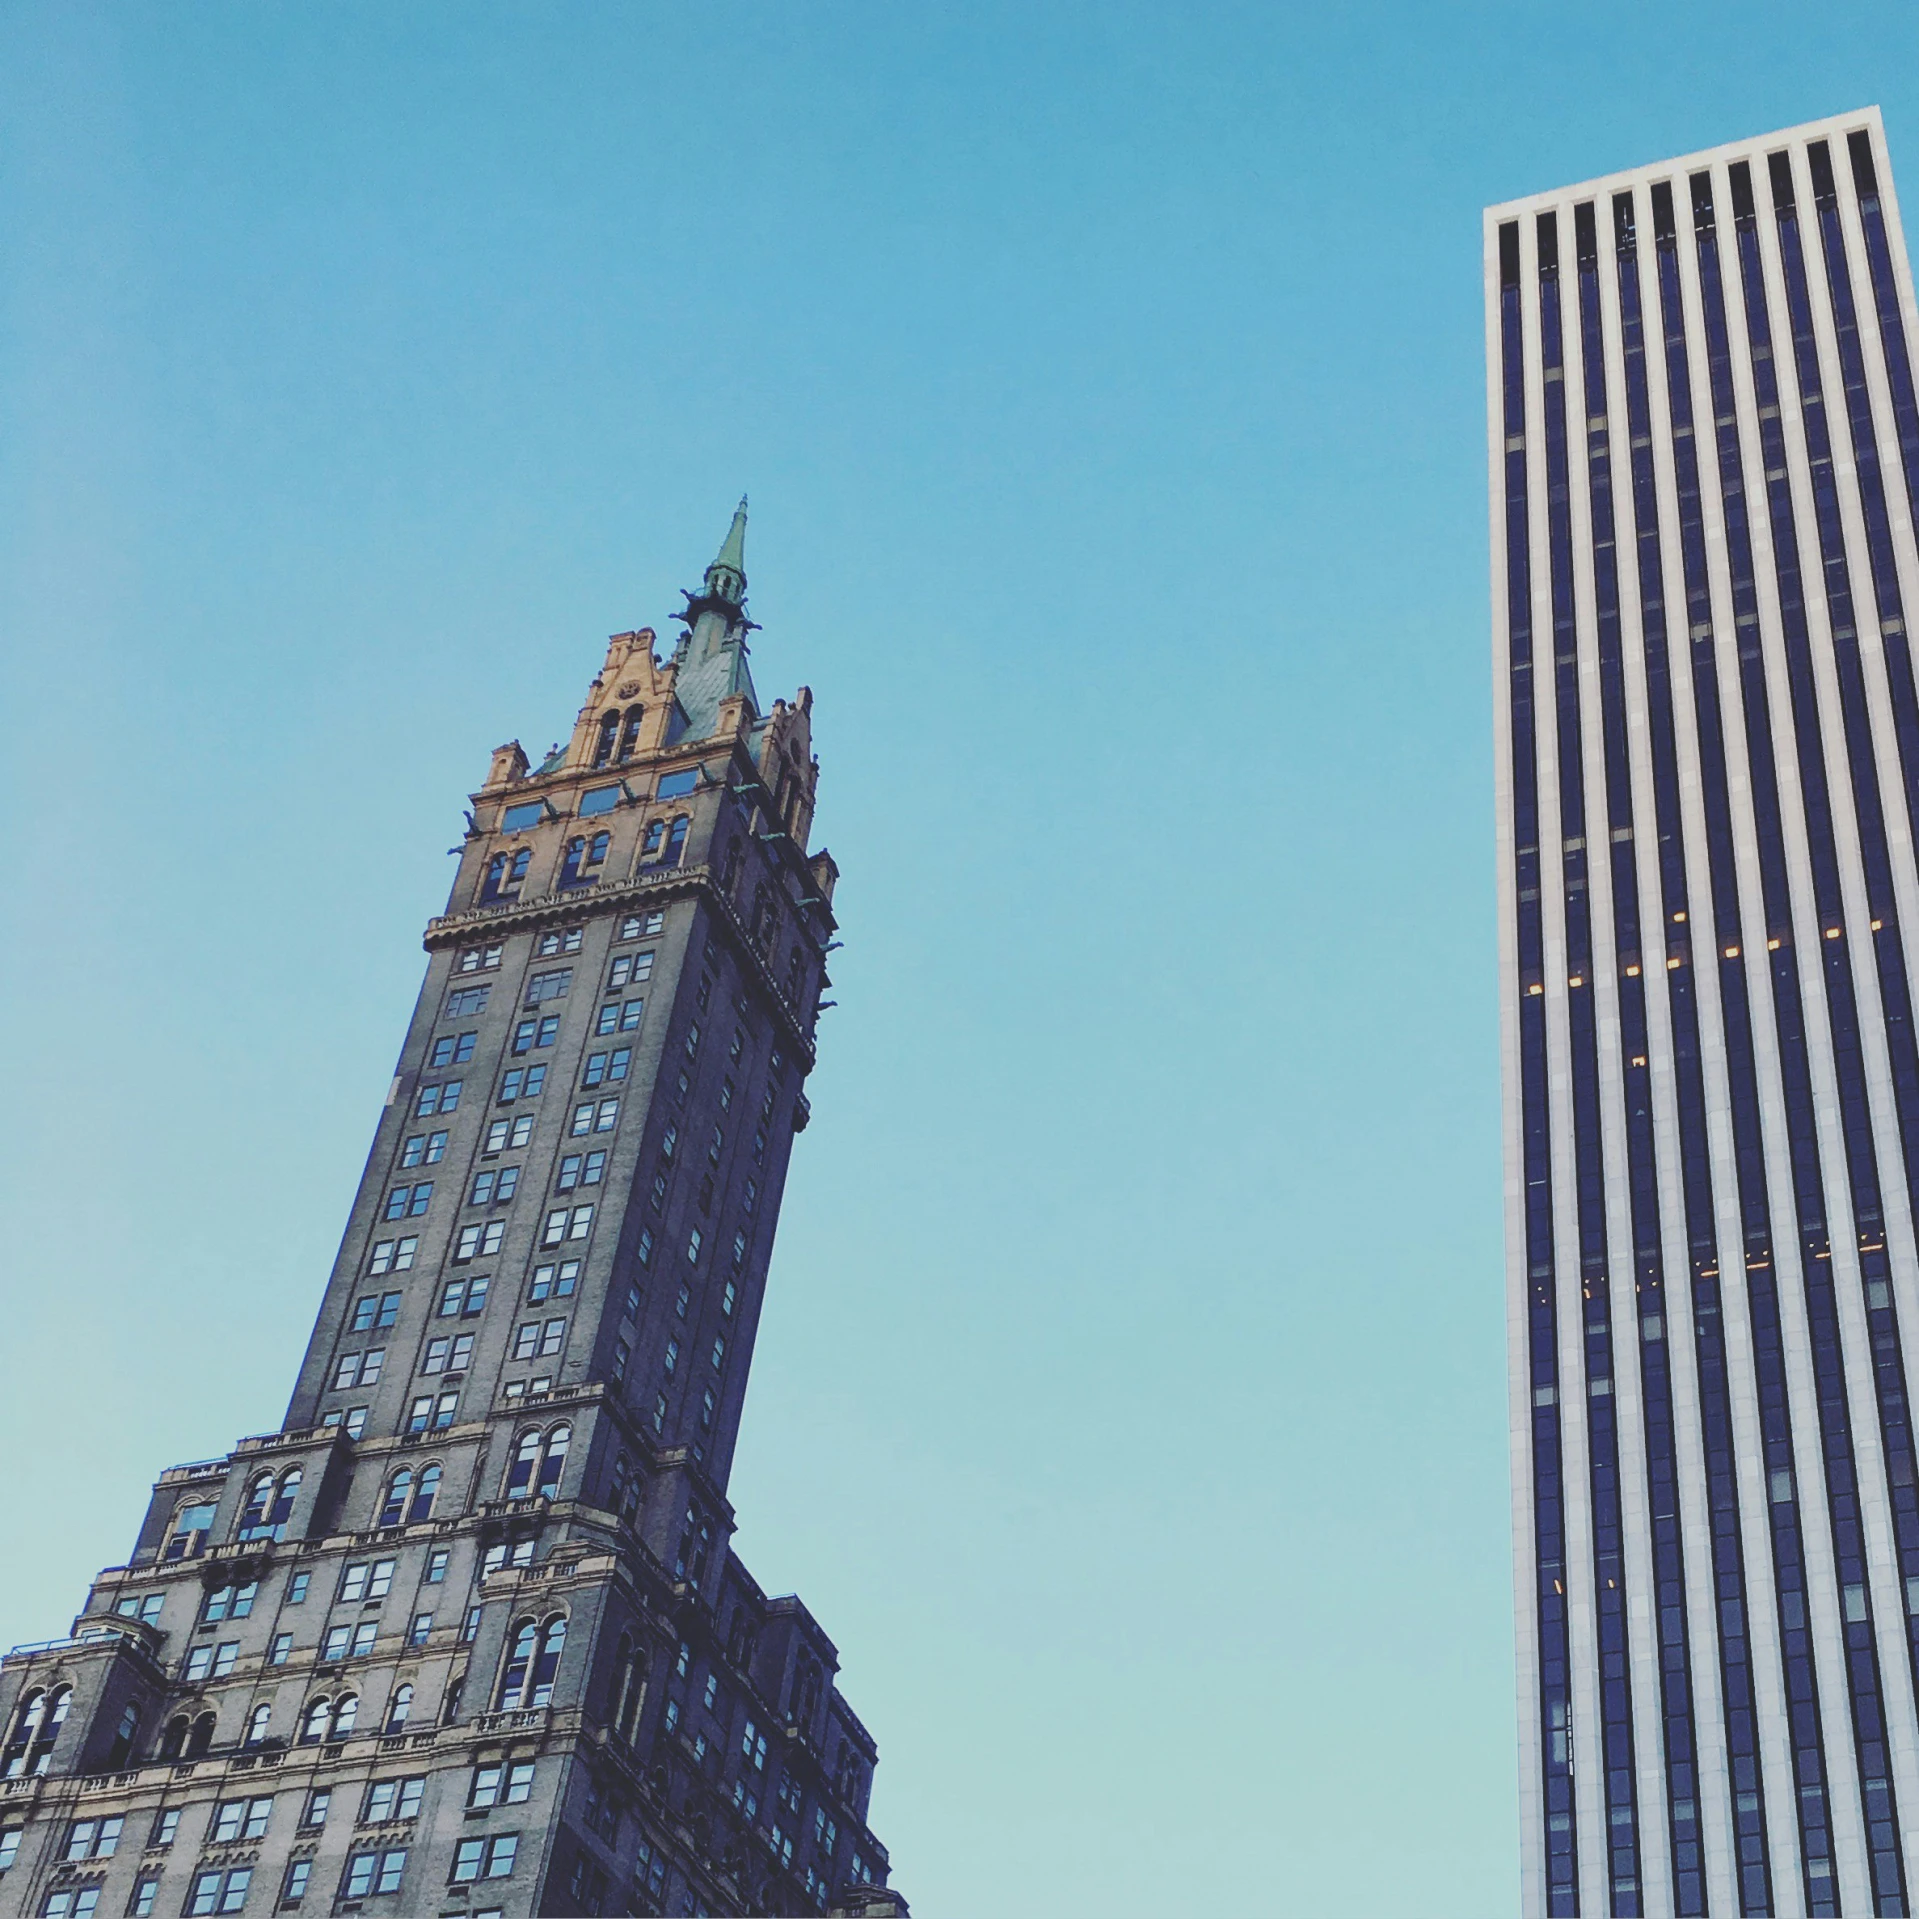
[704,495,748,605]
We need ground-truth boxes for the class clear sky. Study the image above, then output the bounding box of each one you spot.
[4,4,1917,1913]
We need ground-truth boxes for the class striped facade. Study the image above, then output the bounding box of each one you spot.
[1490,109,1919,1917]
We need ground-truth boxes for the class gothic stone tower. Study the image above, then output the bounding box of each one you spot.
[0,506,907,1919]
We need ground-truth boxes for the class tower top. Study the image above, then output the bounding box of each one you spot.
[706,495,748,605]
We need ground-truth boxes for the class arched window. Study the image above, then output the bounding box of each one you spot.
[330,1695,358,1738]
[164,1501,216,1561]
[593,710,620,768]
[106,1701,142,1770]
[268,1469,302,1534]
[385,1685,413,1734]
[244,1704,271,1748]
[298,1699,331,1745]
[641,820,666,861]
[529,1616,566,1707]
[498,1619,539,1709]
[441,1676,464,1726]
[378,1470,412,1529]
[0,1689,45,1777]
[618,709,644,761]
[536,1424,570,1497]
[559,837,587,887]
[505,1429,542,1498]
[236,1471,275,1539]
[662,816,689,867]
[613,1635,643,1742]
[586,831,610,870]
[160,1714,191,1761]
[508,848,531,889]
[185,1711,215,1758]
[410,1464,442,1524]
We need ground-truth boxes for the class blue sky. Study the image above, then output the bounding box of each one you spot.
[4,4,1917,1912]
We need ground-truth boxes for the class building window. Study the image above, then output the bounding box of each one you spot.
[685,1227,703,1265]
[456,943,503,973]
[445,985,490,1018]
[202,1580,259,1622]
[554,1150,606,1192]
[456,1222,505,1261]
[350,1293,403,1333]
[511,1016,560,1054]
[580,1048,630,1087]
[438,1273,491,1318]
[113,1591,165,1626]
[287,1572,311,1605]
[428,1032,477,1068]
[607,951,654,989]
[279,1859,311,1908]
[594,998,645,1035]
[450,1834,520,1883]
[527,1259,580,1302]
[383,1182,434,1220]
[367,1237,418,1276]
[421,1334,474,1375]
[300,1791,330,1829]
[664,1338,679,1375]
[540,1205,593,1245]
[504,1423,569,1498]
[425,1549,450,1584]
[570,1098,619,1136]
[362,1776,424,1822]
[399,1131,448,1168]
[333,1349,385,1389]
[414,1079,462,1117]
[163,1504,216,1562]
[619,910,666,940]
[486,1114,536,1152]
[209,1797,273,1843]
[525,969,572,1007]
[498,1064,547,1101]
[468,1760,535,1808]
[268,1632,292,1665]
[129,1874,161,1917]
[61,1814,124,1860]
[341,1848,408,1899]
[535,927,584,957]
[185,1867,252,1914]
[469,1166,519,1205]
[510,1317,567,1361]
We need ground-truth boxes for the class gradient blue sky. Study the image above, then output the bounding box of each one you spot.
[4,4,1917,1913]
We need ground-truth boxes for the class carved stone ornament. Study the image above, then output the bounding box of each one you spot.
[617,682,643,698]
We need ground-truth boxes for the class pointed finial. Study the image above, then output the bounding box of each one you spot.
[705,496,748,602]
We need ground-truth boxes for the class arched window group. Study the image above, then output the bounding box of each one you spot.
[559,831,611,888]
[236,1466,302,1543]
[1,1684,70,1777]
[479,847,532,905]
[504,1424,568,1500]
[159,1709,215,1761]
[297,1695,357,1745]
[498,1614,566,1711]
[641,815,689,869]
[593,706,644,768]
[377,1462,441,1530]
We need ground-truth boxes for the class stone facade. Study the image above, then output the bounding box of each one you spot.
[0,507,906,1919]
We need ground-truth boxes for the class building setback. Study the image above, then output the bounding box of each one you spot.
[0,506,906,1919]
[1490,109,1919,1919]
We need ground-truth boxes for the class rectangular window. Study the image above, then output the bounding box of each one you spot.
[619,909,666,939]
[415,1079,462,1116]
[408,1611,433,1647]
[580,1047,630,1088]
[61,1815,123,1860]
[578,783,621,816]
[367,1237,418,1276]
[425,1548,450,1583]
[269,1631,292,1665]
[527,1259,579,1302]
[445,985,490,1017]
[186,1870,253,1916]
[301,1791,330,1829]
[343,1848,409,1898]
[322,1625,351,1661]
[129,1874,160,1917]
[501,801,544,831]
[212,1640,238,1676]
[595,997,646,1035]
[456,943,503,973]
[362,1777,425,1823]
[608,950,655,989]
[345,1407,368,1439]
[280,1858,311,1907]
[351,1292,403,1332]
[487,1114,536,1152]
[399,1131,448,1168]
[536,927,584,956]
[428,1032,477,1067]
[420,1333,473,1375]
[438,1273,490,1317]
[455,1221,505,1261]
[525,969,572,1006]
[656,768,698,799]
[462,1605,483,1643]
[470,1167,519,1205]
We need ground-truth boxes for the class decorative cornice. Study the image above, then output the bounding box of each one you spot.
[423,866,820,1071]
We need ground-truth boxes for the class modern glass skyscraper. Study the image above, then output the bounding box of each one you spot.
[1491,109,1919,1918]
